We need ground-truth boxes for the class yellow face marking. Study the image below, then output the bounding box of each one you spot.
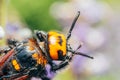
[48,31,66,60]
[49,36,57,45]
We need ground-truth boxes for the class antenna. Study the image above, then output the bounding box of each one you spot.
[75,44,93,59]
[67,11,80,41]
[75,43,82,51]
[68,49,94,59]
[75,52,94,59]
[66,11,93,59]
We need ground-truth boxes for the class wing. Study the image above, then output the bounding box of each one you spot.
[0,49,14,67]
[28,37,47,66]
[28,37,43,56]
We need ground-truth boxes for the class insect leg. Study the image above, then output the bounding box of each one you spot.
[49,56,73,72]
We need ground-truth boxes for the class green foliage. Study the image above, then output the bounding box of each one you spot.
[100,0,120,10]
[10,0,63,31]
[89,74,116,80]
[53,69,74,80]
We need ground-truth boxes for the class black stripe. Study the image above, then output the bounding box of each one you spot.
[58,36,63,46]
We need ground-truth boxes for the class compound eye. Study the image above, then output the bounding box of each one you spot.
[36,31,46,42]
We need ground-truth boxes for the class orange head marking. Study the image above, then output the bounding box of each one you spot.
[47,31,66,60]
